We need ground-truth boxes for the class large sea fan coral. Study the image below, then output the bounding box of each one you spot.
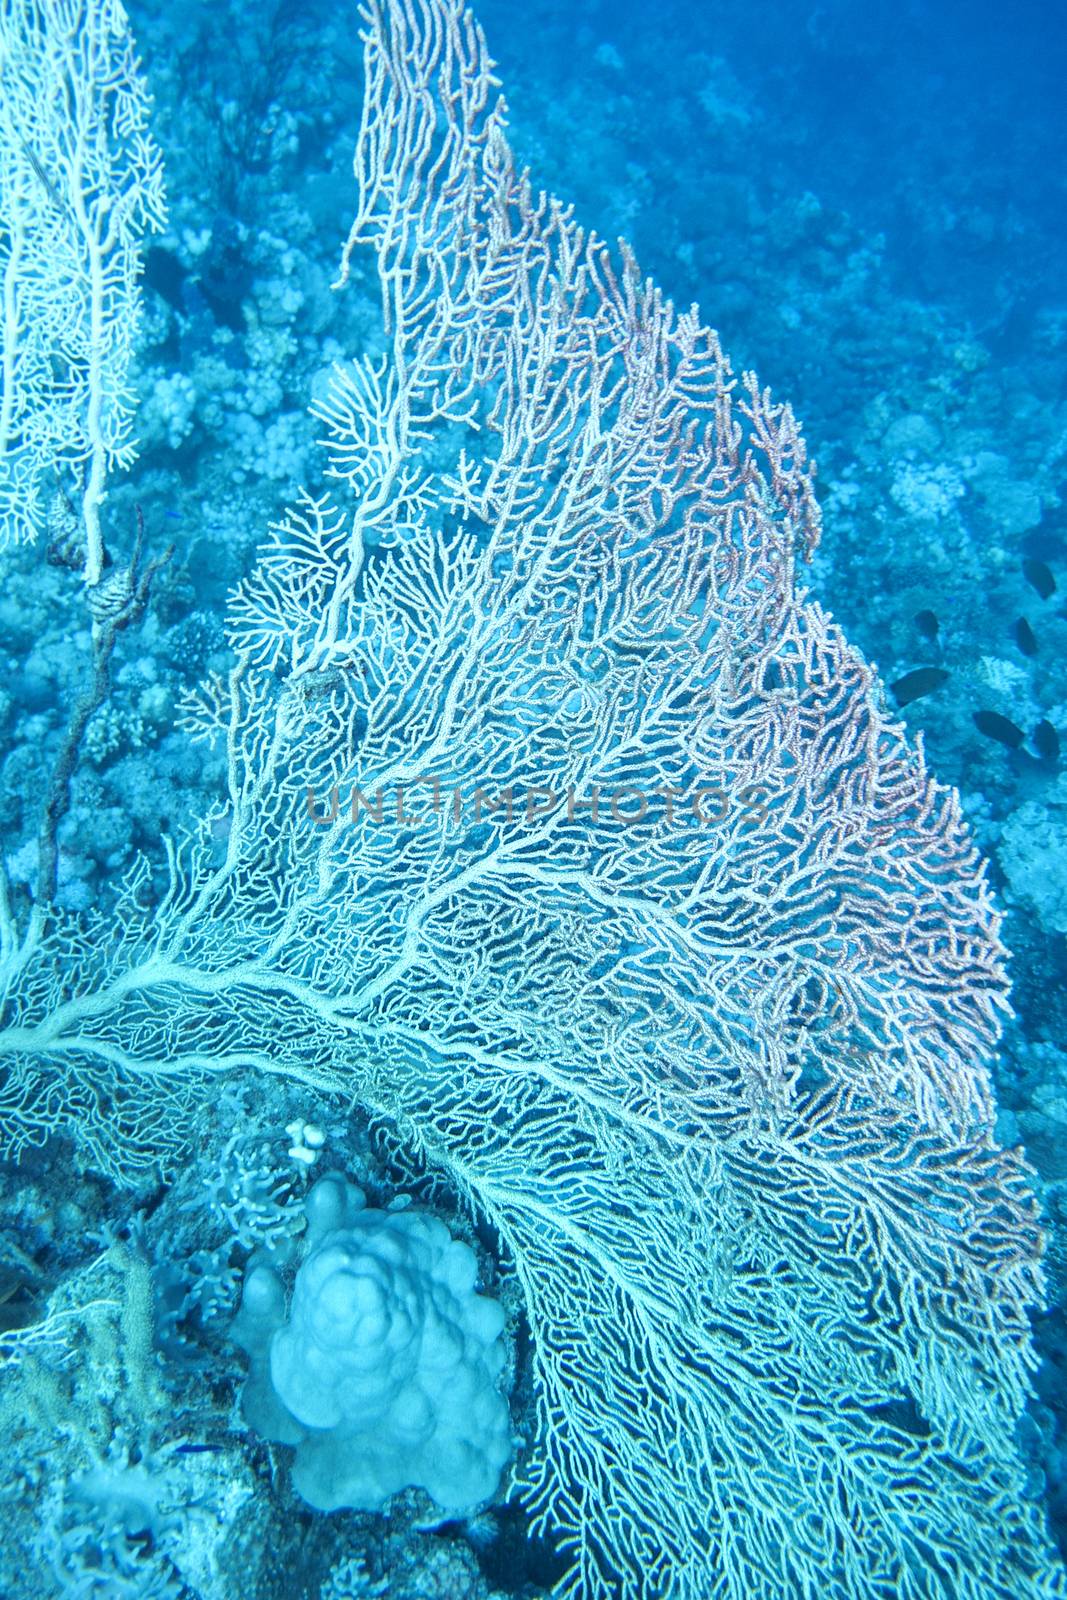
[1,1,1062,1594]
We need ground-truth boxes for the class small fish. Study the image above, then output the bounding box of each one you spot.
[1023,558,1056,600]
[1033,719,1060,765]
[913,608,939,641]
[17,134,72,221]
[1014,617,1037,656]
[973,709,1025,748]
[891,667,949,707]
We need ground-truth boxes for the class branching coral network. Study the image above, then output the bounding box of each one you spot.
[0,0,1063,1595]
[0,0,165,584]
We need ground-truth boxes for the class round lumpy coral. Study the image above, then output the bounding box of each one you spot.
[232,1174,512,1513]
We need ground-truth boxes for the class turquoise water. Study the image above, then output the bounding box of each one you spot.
[1,1,1065,1595]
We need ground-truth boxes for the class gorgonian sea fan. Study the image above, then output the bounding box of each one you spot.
[0,0,1061,1594]
[0,0,166,582]
[221,0,1059,1590]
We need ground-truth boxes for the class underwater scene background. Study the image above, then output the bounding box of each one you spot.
[0,0,1065,1595]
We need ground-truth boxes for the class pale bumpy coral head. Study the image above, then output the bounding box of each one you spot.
[232,1175,512,1513]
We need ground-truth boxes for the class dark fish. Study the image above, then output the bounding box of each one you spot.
[973,709,1025,748]
[891,667,949,707]
[913,608,939,641]
[144,246,187,312]
[1014,617,1037,656]
[1023,558,1056,600]
[1034,720,1060,764]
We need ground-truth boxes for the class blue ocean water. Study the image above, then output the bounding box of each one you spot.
[0,0,1065,1595]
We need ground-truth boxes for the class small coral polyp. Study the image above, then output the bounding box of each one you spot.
[232,1174,512,1513]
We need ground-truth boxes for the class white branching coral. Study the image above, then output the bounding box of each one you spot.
[0,1,1062,1596]
[0,0,166,583]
